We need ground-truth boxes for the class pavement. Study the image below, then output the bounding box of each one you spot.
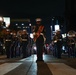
[0,54,76,75]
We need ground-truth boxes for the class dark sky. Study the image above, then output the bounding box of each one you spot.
[0,0,65,18]
[0,0,66,42]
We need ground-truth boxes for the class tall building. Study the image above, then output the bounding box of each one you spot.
[10,19,30,32]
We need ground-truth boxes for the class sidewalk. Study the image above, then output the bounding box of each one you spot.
[0,54,76,75]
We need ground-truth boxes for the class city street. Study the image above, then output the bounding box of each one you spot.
[0,54,76,75]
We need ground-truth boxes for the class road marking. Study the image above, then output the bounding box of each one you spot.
[47,63,76,75]
[0,63,22,75]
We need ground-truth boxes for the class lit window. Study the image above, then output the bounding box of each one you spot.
[17,26,21,28]
[16,23,18,25]
[29,23,31,26]
[55,25,60,31]
[3,17,10,27]
[23,27,25,28]
[22,23,24,25]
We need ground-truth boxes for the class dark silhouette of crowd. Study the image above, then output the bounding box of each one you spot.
[0,29,31,58]
[0,18,76,60]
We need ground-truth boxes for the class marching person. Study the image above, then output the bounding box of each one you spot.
[67,36,75,57]
[53,30,62,58]
[21,30,29,58]
[55,30,62,58]
[33,18,46,62]
[53,33,58,57]
[5,29,12,58]
[0,36,4,55]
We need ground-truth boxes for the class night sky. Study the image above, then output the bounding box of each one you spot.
[0,0,65,18]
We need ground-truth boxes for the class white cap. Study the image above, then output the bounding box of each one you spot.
[36,18,42,22]
[6,29,10,31]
